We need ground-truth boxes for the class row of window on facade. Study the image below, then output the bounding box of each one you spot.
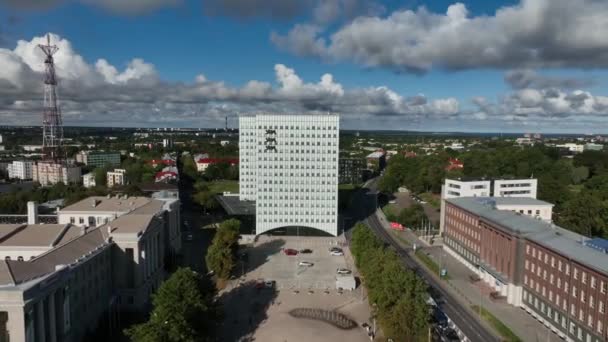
[258,149,337,155]
[525,275,606,316]
[69,216,109,226]
[446,216,480,240]
[259,201,336,207]
[260,217,336,224]
[256,162,338,169]
[526,244,607,291]
[255,125,337,130]
[523,290,604,341]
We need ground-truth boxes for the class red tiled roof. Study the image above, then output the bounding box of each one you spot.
[196,158,239,165]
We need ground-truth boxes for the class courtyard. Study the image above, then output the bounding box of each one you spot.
[219,235,374,342]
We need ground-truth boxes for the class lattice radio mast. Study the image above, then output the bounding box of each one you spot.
[38,34,63,162]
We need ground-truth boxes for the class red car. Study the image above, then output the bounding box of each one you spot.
[284,248,298,256]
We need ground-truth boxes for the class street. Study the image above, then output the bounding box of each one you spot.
[347,178,501,342]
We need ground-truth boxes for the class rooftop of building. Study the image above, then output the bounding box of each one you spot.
[491,197,553,206]
[447,197,608,276]
[446,177,537,183]
[60,195,152,213]
[366,151,385,159]
[217,195,256,216]
[0,224,81,248]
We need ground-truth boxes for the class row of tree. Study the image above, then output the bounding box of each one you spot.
[351,223,430,340]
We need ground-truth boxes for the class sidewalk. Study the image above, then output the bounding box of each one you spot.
[390,226,560,342]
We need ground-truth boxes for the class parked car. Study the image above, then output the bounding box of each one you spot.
[284,248,298,256]
[329,247,342,252]
[336,268,352,275]
[185,232,193,241]
[330,250,344,256]
[298,261,314,267]
[299,248,313,254]
[264,280,276,288]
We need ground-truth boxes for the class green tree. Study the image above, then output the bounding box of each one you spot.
[571,166,590,185]
[556,191,608,238]
[182,155,199,180]
[124,268,218,342]
[94,167,108,186]
[205,219,240,279]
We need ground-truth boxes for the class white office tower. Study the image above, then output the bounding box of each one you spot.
[239,114,340,236]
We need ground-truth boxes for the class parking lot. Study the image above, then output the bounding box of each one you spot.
[219,235,372,342]
[243,235,353,290]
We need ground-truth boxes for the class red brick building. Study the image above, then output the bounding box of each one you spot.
[443,197,608,342]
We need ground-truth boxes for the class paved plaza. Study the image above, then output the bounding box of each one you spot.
[219,235,373,342]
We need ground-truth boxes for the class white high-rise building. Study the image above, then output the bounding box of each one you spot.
[239,114,339,236]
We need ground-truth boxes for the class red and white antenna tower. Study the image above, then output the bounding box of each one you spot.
[38,34,63,162]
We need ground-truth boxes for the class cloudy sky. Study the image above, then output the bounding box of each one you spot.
[1,0,608,133]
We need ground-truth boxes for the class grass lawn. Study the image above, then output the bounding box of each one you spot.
[471,305,522,342]
[415,250,449,280]
[419,192,440,208]
[208,180,239,194]
[389,230,411,246]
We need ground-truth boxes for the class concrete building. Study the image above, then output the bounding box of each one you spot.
[162,138,173,148]
[195,158,238,173]
[491,197,554,222]
[339,158,365,184]
[443,179,491,198]
[82,172,96,188]
[443,178,537,199]
[494,179,538,198]
[75,151,121,168]
[584,143,604,151]
[556,143,585,154]
[7,160,35,180]
[0,195,180,342]
[365,151,386,171]
[442,197,608,342]
[239,114,339,236]
[107,169,126,187]
[33,162,81,186]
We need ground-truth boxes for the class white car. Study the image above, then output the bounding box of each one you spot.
[330,250,344,256]
[336,268,352,275]
[299,261,314,267]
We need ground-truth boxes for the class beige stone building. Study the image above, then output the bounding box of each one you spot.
[33,162,81,186]
[0,195,181,342]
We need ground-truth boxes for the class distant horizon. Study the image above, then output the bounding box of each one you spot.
[1,124,603,137]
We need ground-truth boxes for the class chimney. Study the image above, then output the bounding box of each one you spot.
[27,201,39,225]
[80,226,87,236]
[91,198,99,208]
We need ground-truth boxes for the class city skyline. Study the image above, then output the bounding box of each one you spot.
[1,0,608,133]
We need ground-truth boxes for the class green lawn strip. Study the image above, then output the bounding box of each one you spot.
[389,230,411,247]
[208,180,239,194]
[470,305,522,342]
[414,250,450,280]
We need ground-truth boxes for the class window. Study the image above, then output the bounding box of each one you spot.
[591,277,596,289]
[573,286,577,297]
[70,217,75,224]
[79,217,84,224]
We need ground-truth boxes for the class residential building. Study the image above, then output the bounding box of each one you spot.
[220,140,230,146]
[7,160,34,180]
[556,143,585,154]
[443,179,491,199]
[239,114,339,236]
[0,134,3,144]
[445,158,464,172]
[107,169,126,187]
[0,195,180,342]
[442,197,608,342]
[584,143,604,151]
[365,151,386,171]
[75,151,121,168]
[162,138,173,148]
[195,158,238,173]
[82,172,96,188]
[33,162,81,186]
[339,158,365,184]
[494,178,538,198]
[155,166,179,183]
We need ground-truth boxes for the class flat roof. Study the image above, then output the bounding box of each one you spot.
[491,197,553,206]
[61,196,151,212]
[448,197,608,276]
[447,197,549,235]
[108,214,155,234]
[217,195,256,216]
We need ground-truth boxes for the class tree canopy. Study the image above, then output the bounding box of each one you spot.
[351,223,429,341]
[124,268,219,342]
[205,219,241,280]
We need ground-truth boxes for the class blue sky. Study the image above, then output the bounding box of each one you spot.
[1,0,608,133]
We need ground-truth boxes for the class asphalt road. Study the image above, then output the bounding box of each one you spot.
[350,179,501,342]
